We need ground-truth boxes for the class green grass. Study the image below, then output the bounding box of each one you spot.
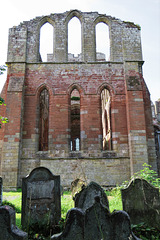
[61,191,74,219]
[2,189,122,228]
[107,188,123,212]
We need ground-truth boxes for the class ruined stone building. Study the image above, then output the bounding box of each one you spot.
[152,100,160,174]
[0,10,157,189]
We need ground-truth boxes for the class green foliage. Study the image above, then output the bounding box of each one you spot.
[71,96,80,101]
[1,200,21,213]
[106,188,122,212]
[132,222,160,240]
[2,191,22,213]
[61,191,74,219]
[0,65,6,75]
[16,213,22,228]
[121,163,160,189]
[0,65,9,128]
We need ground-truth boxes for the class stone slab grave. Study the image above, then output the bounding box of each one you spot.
[51,182,140,240]
[0,205,28,240]
[121,178,160,229]
[0,177,2,204]
[21,167,61,233]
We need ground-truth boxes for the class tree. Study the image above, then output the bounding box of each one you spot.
[0,65,8,128]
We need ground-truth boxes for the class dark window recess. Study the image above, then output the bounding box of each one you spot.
[101,89,112,150]
[70,89,80,151]
[39,89,49,151]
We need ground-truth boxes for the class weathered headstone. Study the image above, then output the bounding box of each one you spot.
[0,177,2,204]
[71,178,86,199]
[51,196,140,240]
[74,181,109,211]
[21,167,61,233]
[0,205,28,240]
[121,178,160,228]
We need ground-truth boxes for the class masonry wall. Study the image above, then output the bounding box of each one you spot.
[0,10,157,189]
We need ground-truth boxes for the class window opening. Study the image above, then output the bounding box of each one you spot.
[68,16,81,61]
[39,22,54,62]
[96,22,110,61]
[70,89,80,151]
[39,88,49,151]
[101,89,111,150]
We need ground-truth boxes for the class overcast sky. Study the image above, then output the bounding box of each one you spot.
[0,0,160,103]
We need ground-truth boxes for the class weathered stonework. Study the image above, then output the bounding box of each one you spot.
[0,10,157,189]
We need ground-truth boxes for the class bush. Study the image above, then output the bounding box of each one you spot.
[132,222,160,240]
[1,200,21,213]
[121,163,160,189]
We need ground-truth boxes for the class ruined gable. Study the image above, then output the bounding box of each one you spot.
[0,10,157,189]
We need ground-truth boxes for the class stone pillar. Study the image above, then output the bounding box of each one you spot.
[82,15,96,62]
[54,17,67,62]
[1,63,25,189]
[125,62,149,175]
[7,26,27,63]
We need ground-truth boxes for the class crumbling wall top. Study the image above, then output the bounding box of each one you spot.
[7,10,142,63]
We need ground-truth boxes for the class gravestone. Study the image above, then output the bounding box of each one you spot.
[0,177,2,204]
[0,205,28,240]
[51,196,140,240]
[74,181,109,211]
[21,167,61,233]
[121,178,160,228]
[71,178,86,200]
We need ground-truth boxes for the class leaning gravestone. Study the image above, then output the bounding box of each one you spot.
[51,196,140,240]
[0,177,2,204]
[71,178,86,200]
[121,178,160,229]
[0,205,28,240]
[21,167,61,234]
[74,181,109,211]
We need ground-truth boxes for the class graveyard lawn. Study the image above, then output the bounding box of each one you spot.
[2,189,160,239]
[2,189,122,228]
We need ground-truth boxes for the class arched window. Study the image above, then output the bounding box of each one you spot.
[101,89,111,150]
[39,88,49,151]
[39,22,54,62]
[70,89,80,151]
[68,17,81,61]
[96,22,110,61]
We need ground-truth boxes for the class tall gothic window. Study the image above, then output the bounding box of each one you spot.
[96,22,110,61]
[39,22,54,62]
[68,16,81,61]
[101,89,112,150]
[70,89,80,151]
[39,88,49,151]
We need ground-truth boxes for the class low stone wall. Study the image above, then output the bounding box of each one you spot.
[18,157,130,188]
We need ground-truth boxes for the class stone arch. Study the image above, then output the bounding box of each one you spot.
[65,10,83,24]
[68,83,85,96]
[94,16,111,27]
[37,17,55,62]
[97,82,115,97]
[36,83,54,97]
